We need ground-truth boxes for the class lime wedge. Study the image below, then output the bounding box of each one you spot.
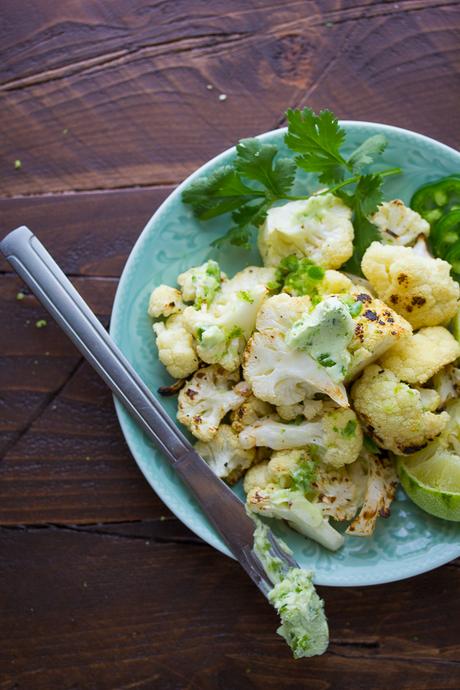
[397,451,460,521]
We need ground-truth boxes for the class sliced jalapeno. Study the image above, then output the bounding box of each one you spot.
[411,175,460,224]
[430,209,460,257]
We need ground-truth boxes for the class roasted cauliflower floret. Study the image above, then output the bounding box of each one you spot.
[182,266,273,371]
[351,364,448,455]
[276,403,305,422]
[153,314,199,379]
[244,294,349,407]
[244,330,347,407]
[345,453,398,536]
[246,482,344,551]
[361,242,459,329]
[148,285,184,318]
[346,287,412,380]
[432,364,460,408]
[371,199,430,246]
[231,395,274,433]
[243,461,272,494]
[259,194,354,269]
[319,270,353,296]
[380,327,460,384]
[177,365,250,441]
[177,259,225,307]
[195,424,256,484]
[255,292,311,333]
[239,406,362,468]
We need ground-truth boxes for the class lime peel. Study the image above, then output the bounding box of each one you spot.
[397,455,460,522]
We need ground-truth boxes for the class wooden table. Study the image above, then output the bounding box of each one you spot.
[1,2,460,688]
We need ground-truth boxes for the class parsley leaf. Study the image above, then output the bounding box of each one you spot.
[340,174,383,275]
[284,108,348,183]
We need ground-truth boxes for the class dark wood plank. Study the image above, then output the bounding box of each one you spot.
[0,273,170,522]
[0,186,172,275]
[2,2,459,196]
[0,526,458,690]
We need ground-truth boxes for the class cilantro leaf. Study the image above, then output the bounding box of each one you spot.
[210,225,252,249]
[182,166,263,220]
[348,134,387,171]
[340,174,383,275]
[235,139,296,197]
[285,108,348,183]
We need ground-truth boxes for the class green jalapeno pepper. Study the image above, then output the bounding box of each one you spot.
[430,209,460,259]
[411,175,460,224]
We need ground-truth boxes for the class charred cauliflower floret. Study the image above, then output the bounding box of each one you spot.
[177,365,250,441]
[371,199,430,246]
[345,286,412,380]
[351,364,448,455]
[195,424,256,484]
[380,327,460,384]
[238,406,362,468]
[148,285,184,318]
[258,193,354,269]
[345,453,398,537]
[432,364,460,408]
[230,395,274,433]
[361,242,459,329]
[153,313,199,379]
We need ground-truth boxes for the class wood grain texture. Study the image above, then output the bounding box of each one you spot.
[1,1,459,195]
[0,527,459,690]
[1,0,460,687]
[0,187,172,274]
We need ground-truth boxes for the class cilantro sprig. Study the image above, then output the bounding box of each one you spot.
[182,108,401,267]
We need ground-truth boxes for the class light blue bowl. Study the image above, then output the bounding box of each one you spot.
[110,122,460,586]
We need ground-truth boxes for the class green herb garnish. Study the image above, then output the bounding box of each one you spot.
[182,108,400,259]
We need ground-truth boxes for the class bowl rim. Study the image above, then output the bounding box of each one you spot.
[110,120,460,586]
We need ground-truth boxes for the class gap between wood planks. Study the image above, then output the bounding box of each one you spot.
[0,521,203,546]
[1,0,456,94]
[0,357,85,461]
[0,182,176,200]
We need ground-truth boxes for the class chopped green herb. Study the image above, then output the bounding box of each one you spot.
[317,353,336,368]
[227,325,243,340]
[348,301,363,318]
[291,459,318,493]
[16,292,25,301]
[341,420,357,438]
[238,290,254,303]
[270,254,325,299]
[35,319,47,328]
[14,159,21,169]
